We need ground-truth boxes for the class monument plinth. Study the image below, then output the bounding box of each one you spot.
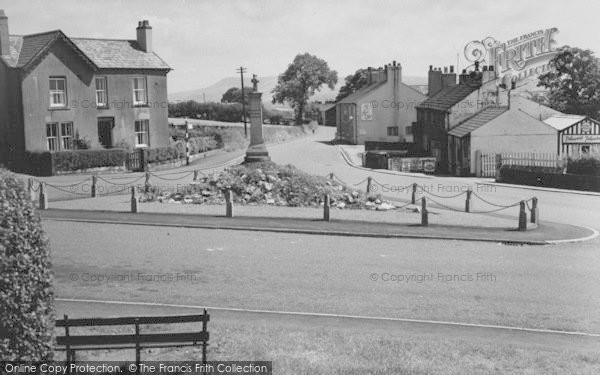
[244,75,271,163]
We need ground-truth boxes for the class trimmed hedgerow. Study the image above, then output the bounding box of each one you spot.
[52,149,128,171]
[0,169,54,360]
[567,157,600,176]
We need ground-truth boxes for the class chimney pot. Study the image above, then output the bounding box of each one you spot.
[429,65,433,71]
[474,61,480,71]
[483,66,488,71]
[489,65,494,72]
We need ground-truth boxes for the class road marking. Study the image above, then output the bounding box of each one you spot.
[56,298,600,338]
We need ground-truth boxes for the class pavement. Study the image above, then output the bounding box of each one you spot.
[39,204,594,244]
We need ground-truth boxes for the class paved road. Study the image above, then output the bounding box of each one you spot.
[45,221,600,335]
[268,127,600,231]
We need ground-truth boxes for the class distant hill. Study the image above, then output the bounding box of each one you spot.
[169,75,427,109]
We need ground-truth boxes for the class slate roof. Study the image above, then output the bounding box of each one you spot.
[71,38,170,70]
[543,114,587,131]
[448,106,509,137]
[3,30,170,71]
[337,80,387,104]
[417,81,482,112]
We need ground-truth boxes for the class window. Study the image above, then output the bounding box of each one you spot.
[135,120,149,147]
[46,123,59,151]
[387,126,399,136]
[49,77,67,107]
[132,77,147,105]
[406,123,415,135]
[95,77,108,107]
[61,122,74,150]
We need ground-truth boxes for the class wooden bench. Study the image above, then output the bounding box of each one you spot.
[55,310,209,365]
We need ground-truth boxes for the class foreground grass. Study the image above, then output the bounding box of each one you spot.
[60,318,600,375]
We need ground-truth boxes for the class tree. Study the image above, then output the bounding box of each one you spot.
[537,46,600,120]
[272,53,337,123]
[0,169,54,360]
[221,87,252,105]
[336,68,370,101]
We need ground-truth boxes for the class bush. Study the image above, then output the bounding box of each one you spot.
[24,152,54,176]
[146,146,183,164]
[568,157,600,176]
[52,149,128,172]
[498,165,600,191]
[0,169,54,360]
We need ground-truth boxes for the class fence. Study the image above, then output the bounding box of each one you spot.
[477,151,563,177]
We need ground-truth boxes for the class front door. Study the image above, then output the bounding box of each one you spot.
[98,118,114,148]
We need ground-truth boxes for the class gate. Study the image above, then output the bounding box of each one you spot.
[127,149,147,172]
[479,152,500,177]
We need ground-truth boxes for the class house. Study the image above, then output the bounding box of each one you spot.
[413,63,508,173]
[336,61,425,144]
[0,10,171,170]
[446,94,600,176]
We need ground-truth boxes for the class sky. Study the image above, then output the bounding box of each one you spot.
[1,0,600,94]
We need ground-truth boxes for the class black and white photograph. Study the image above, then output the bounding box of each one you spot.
[0,0,599,374]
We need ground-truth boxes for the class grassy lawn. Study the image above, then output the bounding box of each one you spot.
[55,308,600,375]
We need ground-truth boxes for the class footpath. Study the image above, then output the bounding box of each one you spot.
[40,195,595,244]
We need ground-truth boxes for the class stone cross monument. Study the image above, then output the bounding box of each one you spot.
[244,75,271,162]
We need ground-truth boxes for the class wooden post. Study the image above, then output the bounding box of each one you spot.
[131,187,138,213]
[366,177,372,193]
[145,172,151,193]
[28,178,35,201]
[411,183,418,204]
[39,182,48,210]
[64,314,71,366]
[225,190,234,218]
[193,170,199,181]
[475,150,482,177]
[530,197,539,224]
[323,194,330,221]
[421,197,428,226]
[91,175,97,198]
[465,189,472,213]
[202,309,209,365]
[518,201,527,231]
[134,319,141,374]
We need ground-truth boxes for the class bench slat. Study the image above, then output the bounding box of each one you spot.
[55,314,209,327]
[56,332,209,346]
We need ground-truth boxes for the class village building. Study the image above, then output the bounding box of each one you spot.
[0,10,171,170]
[336,61,425,144]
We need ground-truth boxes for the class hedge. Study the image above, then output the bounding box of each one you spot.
[567,157,600,176]
[52,149,128,172]
[498,165,600,192]
[0,169,54,360]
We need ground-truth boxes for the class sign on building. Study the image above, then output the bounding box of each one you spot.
[360,102,373,121]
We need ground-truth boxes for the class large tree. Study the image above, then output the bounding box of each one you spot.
[272,53,337,123]
[336,68,370,102]
[221,86,252,105]
[537,46,600,120]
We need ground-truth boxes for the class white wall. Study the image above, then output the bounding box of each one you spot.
[470,109,557,173]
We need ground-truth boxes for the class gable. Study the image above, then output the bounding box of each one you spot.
[472,109,556,137]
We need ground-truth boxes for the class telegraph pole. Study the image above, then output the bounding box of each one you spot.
[236,66,248,137]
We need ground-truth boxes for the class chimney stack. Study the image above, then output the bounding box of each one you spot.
[0,10,9,57]
[136,20,152,53]
[427,65,443,96]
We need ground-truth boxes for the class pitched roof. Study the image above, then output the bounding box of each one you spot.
[2,31,170,71]
[337,80,387,104]
[448,106,509,137]
[417,81,481,112]
[71,38,170,70]
[543,114,587,131]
